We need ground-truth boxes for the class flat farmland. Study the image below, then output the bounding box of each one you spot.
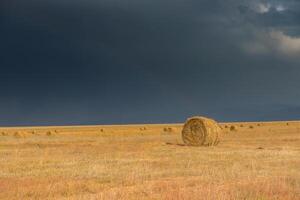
[0,122,299,200]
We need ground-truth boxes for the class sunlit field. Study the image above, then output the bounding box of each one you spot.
[0,122,300,199]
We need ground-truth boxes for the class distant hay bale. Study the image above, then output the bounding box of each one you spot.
[257,124,261,127]
[249,125,254,129]
[140,127,147,131]
[163,127,173,133]
[46,131,52,136]
[182,116,223,146]
[240,124,244,127]
[230,125,237,131]
[224,125,228,128]
[100,129,104,132]
[286,123,289,126]
[163,127,168,132]
[1,132,7,136]
[14,131,26,138]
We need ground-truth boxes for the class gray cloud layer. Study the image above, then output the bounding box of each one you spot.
[1,0,300,125]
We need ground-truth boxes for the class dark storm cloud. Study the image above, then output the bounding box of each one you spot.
[1,0,300,126]
[237,1,300,31]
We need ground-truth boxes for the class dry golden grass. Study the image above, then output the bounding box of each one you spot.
[0,122,299,199]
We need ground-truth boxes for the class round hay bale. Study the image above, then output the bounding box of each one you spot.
[182,116,222,146]
[14,131,26,138]
[163,127,173,133]
[230,125,237,131]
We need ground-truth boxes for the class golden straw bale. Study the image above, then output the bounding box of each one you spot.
[14,131,26,138]
[163,127,173,132]
[182,116,223,146]
[230,125,237,131]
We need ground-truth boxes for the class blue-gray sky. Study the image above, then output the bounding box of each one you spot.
[1,0,300,126]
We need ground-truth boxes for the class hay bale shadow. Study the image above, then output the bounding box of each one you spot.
[165,142,187,147]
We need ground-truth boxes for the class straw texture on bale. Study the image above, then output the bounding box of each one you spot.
[182,116,222,146]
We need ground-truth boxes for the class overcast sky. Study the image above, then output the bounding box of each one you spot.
[1,0,300,126]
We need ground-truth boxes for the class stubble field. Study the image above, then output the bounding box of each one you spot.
[0,122,300,199]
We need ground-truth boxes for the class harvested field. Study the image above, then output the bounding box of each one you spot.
[0,121,300,199]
